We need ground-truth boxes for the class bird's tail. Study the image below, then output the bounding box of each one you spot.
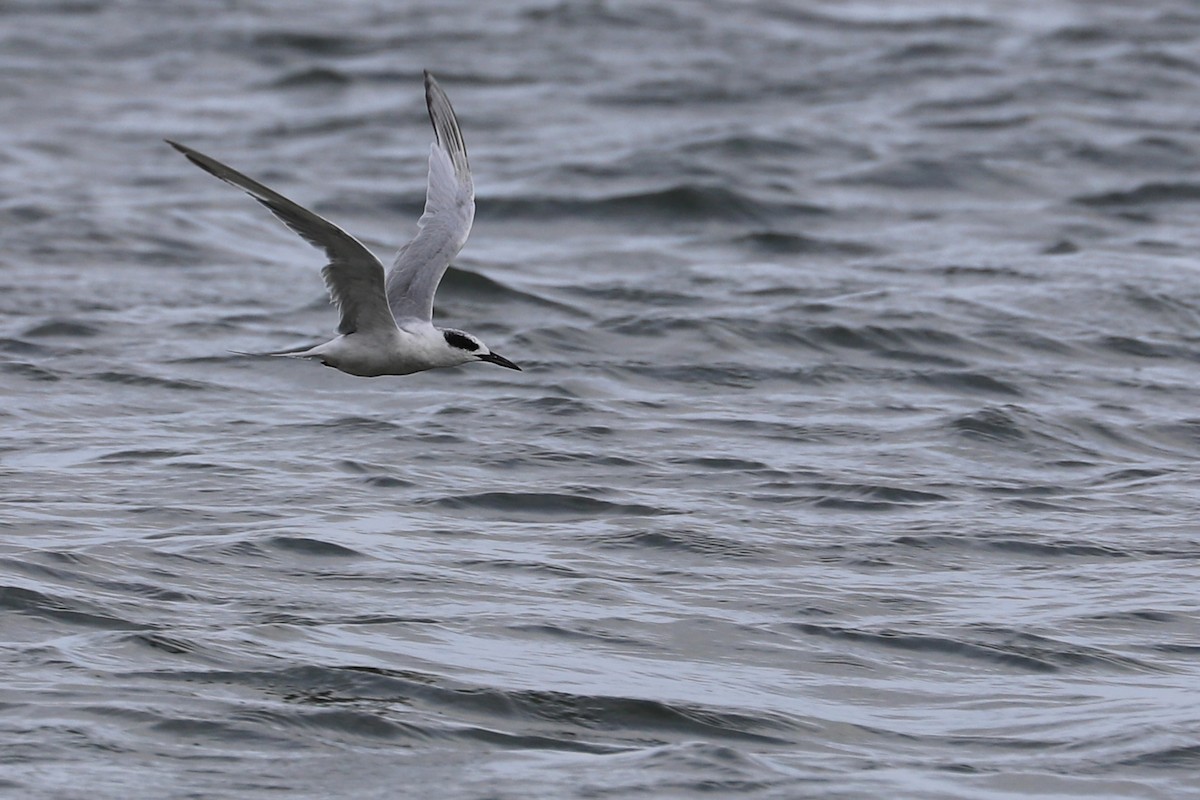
[229,343,323,359]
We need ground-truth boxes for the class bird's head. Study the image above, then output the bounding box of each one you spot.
[442,329,521,371]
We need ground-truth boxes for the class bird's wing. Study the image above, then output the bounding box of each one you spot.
[167,140,396,337]
[385,71,475,323]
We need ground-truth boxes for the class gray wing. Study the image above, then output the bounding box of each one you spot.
[167,140,396,337]
[385,71,475,323]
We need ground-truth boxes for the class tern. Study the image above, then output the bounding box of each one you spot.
[167,71,520,377]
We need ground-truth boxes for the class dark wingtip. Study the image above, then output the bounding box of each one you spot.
[423,71,438,112]
[421,70,469,176]
[165,140,198,163]
[164,139,206,171]
[423,71,435,125]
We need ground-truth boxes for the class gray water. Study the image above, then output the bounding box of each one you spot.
[3,1,1200,797]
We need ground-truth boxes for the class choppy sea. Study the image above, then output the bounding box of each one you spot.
[3,1,1200,797]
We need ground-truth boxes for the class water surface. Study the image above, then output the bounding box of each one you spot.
[3,1,1200,798]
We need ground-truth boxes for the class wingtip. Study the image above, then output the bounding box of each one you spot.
[422,71,468,173]
[423,71,435,111]
[165,139,206,170]
[423,71,439,106]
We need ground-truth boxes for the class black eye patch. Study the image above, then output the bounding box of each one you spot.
[443,330,479,351]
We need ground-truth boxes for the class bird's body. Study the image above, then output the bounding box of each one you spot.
[295,324,476,377]
[168,71,520,377]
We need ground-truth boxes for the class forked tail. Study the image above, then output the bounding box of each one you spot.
[229,343,323,359]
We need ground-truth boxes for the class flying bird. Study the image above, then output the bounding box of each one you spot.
[167,71,520,377]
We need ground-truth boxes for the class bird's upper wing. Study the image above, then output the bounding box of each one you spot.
[167,140,396,337]
[385,71,475,323]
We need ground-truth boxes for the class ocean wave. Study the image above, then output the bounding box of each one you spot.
[432,491,667,518]
[483,185,825,224]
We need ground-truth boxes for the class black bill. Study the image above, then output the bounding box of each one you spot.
[479,352,522,371]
